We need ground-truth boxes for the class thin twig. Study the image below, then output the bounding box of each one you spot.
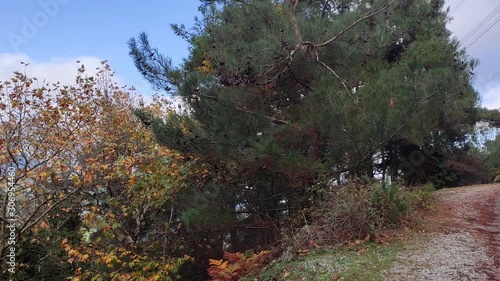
[315,51,358,104]
[314,0,395,48]
[197,93,291,125]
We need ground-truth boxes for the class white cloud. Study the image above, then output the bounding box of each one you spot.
[0,53,105,85]
[0,53,182,109]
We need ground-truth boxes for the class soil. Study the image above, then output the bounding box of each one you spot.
[385,184,500,280]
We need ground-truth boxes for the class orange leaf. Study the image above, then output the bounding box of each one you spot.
[40,220,50,230]
[84,172,93,183]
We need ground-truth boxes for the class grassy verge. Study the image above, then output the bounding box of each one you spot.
[250,240,408,281]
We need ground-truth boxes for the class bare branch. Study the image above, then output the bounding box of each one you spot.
[315,51,358,103]
[197,93,291,125]
[20,189,79,233]
[314,0,395,48]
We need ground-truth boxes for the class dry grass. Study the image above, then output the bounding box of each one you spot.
[279,182,435,258]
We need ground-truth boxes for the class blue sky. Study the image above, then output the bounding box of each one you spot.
[1,0,499,109]
[1,0,200,92]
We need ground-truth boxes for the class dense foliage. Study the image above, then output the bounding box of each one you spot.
[0,65,199,280]
[1,0,499,280]
[131,0,478,260]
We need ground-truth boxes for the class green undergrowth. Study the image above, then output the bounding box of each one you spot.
[249,240,407,281]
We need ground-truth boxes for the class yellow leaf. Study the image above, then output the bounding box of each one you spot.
[103,255,115,264]
[72,175,81,185]
[209,259,222,266]
[81,254,89,262]
[219,261,228,269]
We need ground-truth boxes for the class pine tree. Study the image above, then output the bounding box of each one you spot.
[130,0,479,251]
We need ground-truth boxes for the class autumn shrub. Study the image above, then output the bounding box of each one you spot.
[0,64,206,281]
[207,251,273,281]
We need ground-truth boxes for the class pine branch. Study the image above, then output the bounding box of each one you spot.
[197,93,291,125]
[314,0,395,48]
[315,51,357,103]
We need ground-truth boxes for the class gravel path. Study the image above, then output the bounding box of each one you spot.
[385,184,500,281]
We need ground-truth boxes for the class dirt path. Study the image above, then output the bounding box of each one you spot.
[386,184,500,280]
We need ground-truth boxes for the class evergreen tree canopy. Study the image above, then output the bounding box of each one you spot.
[130,0,480,249]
